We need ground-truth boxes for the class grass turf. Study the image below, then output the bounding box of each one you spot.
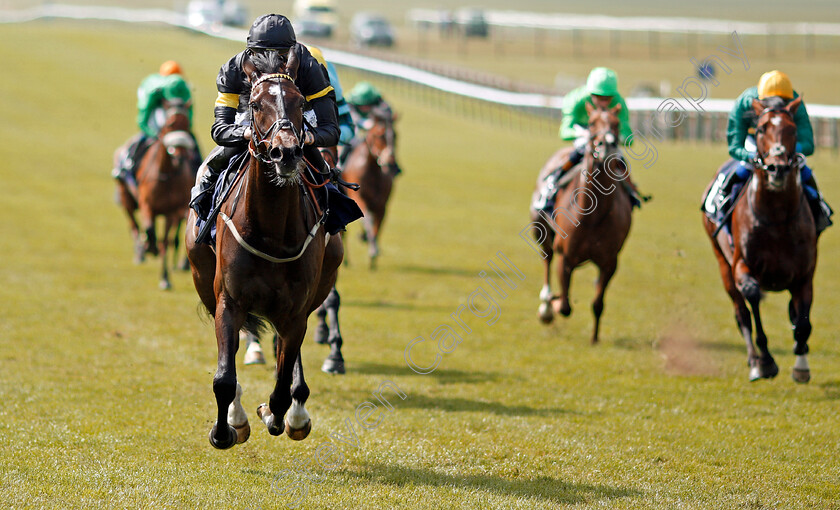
[0,19,839,510]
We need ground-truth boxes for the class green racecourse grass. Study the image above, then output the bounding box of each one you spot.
[2,19,840,510]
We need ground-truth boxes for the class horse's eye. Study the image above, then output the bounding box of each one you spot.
[249,102,259,111]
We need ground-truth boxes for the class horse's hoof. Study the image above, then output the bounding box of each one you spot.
[257,403,283,436]
[537,302,554,324]
[792,368,811,384]
[285,418,312,441]
[749,366,761,382]
[209,422,238,450]
[314,323,329,345]
[322,357,345,375]
[759,358,779,379]
[244,343,266,365]
[159,279,172,291]
[233,421,251,444]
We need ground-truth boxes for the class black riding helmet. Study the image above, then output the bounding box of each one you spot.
[246,14,296,50]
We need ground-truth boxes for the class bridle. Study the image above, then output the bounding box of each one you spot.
[752,107,803,174]
[248,73,304,165]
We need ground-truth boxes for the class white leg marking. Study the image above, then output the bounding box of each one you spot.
[749,366,761,381]
[227,383,247,427]
[539,284,552,302]
[794,355,810,371]
[286,399,310,429]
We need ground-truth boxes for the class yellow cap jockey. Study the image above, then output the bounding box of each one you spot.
[757,70,794,100]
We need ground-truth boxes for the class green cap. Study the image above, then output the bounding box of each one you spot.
[347,81,381,106]
[586,67,619,96]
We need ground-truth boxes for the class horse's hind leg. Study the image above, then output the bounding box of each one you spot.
[790,281,814,383]
[320,287,345,375]
[314,303,329,345]
[209,295,246,449]
[243,331,266,365]
[591,261,617,344]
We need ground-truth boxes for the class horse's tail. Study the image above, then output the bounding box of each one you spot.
[242,314,269,338]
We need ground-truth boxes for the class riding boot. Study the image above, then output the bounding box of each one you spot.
[189,145,234,220]
[113,134,149,197]
[802,174,834,235]
[620,180,643,209]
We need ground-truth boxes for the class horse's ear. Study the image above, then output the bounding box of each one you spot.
[585,101,595,115]
[286,46,299,81]
[788,96,802,115]
[751,98,764,117]
[391,110,399,122]
[242,52,260,84]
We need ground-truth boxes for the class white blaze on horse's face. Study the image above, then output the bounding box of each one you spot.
[770,116,782,127]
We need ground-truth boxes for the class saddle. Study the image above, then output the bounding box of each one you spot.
[701,159,742,228]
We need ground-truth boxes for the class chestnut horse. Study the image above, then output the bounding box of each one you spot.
[702,97,817,383]
[340,108,399,269]
[115,102,196,290]
[185,55,343,449]
[530,102,632,343]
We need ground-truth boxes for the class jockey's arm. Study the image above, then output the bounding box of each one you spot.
[211,100,248,147]
[726,92,754,162]
[297,45,340,147]
[558,87,588,141]
[211,54,249,147]
[793,98,815,157]
[616,95,633,146]
[136,78,163,138]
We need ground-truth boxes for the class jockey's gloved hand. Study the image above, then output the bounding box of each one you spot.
[361,118,375,130]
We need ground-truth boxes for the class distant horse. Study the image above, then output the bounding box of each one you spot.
[340,108,399,269]
[530,102,632,343]
[185,54,343,449]
[702,97,817,383]
[115,102,196,289]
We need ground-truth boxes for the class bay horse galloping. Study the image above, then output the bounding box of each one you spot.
[185,54,343,449]
[116,102,196,290]
[702,97,817,383]
[530,102,632,344]
[340,108,399,269]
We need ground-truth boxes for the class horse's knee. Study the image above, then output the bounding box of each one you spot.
[738,276,761,304]
[323,289,340,309]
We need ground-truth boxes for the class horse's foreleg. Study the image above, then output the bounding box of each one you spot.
[537,248,554,324]
[209,295,245,449]
[790,281,814,383]
[158,216,174,290]
[138,204,158,258]
[258,319,308,438]
[369,213,383,270]
[591,261,617,344]
[554,255,574,318]
[320,287,345,375]
[286,352,312,440]
[735,261,777,380]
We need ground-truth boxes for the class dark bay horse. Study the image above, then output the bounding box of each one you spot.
[340,109,399,269]
[115,102,196,289]
[702,97,817,383]
[185,55,343,449]
[240,145,347,375]
[530,102,632,343]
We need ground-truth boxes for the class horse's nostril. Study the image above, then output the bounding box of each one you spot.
[293,146,302,159]
[269,146,282,160]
